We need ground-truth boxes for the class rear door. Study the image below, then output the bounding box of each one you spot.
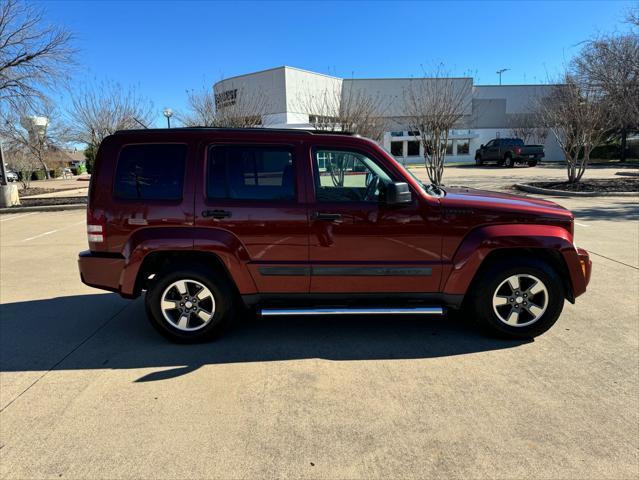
[485,139,500,160]
[306,143,442,294]
[194,138,310,293]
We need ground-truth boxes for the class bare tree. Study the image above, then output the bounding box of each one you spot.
[3,145,36,189]
[627,4,639,27]
[0,99,66,179]
[66,80,153,168]
[300,81,387,141]
[537,75,610,183]
[180,85,269,128]
[0,0,74,106]
[509,112,548,145]
[403,72,472,185]
[573,32,639,161]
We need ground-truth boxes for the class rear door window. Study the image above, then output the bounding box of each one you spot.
[114,144,187,200]
[207,145,295,201]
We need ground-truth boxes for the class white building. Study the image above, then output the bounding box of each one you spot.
[214,66,564,162]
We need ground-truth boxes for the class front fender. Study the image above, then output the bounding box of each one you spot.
[442,224,585,297]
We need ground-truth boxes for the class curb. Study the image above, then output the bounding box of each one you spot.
[0,204,86,214]
[514,183,638,197]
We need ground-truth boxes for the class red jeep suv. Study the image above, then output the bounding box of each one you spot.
[78,128,591,342]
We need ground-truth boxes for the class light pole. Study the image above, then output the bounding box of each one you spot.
[163,108,173,128]
[496,68,510,85]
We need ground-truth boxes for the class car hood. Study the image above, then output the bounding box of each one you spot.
[440,186,573,219]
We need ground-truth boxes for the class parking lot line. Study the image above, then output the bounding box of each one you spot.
[20,220,85,243]
[575,221,590,227]
[0,212,40,222]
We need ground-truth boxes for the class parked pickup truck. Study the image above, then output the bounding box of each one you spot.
[475,138,544,167]
[78,128,590,343]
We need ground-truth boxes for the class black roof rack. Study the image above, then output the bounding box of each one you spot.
[114,127,358,136]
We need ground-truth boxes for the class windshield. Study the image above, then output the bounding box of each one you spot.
[379,145,445,197]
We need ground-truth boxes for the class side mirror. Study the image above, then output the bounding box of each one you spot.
[480,144,484,149]
[385,182,412,205]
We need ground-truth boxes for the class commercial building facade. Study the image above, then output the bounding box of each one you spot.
[214,66,564,162]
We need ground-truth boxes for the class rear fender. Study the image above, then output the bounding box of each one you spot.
[119,227,256,297]
[443,224,585,297]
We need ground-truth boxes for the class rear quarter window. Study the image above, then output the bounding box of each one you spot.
[113,144,187,200]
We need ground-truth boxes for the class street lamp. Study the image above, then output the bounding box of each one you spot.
[163,108,173,128]
[496,68,510,85]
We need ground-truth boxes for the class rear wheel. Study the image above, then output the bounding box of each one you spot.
[528,159,538,167]
[504,155,514,168]
[469,258,565,339]
[145,266,236,342]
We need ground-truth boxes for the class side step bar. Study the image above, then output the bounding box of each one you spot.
[259,307,444,317]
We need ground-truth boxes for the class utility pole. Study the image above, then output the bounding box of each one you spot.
[496,68,510,85]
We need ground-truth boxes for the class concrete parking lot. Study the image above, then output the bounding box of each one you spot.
[0,166,637,479]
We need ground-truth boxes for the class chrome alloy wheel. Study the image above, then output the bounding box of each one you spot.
[160,279,216,332]
[492,274,548,327]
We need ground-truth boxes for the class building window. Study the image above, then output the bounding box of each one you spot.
[215,89,237,109]
[407,141,420,156]
[407,131,420,137]
[390,131,404,137]
[309,114,338,126]
[390,141,404,157]
[446,140,453,155]
[457,139,470,155]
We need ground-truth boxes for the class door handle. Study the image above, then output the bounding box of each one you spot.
[202,209,232,219]
[313,212,342,222]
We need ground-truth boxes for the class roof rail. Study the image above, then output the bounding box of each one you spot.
[114,127,358,136]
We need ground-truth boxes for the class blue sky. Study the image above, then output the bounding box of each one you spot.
[38,0,636,126]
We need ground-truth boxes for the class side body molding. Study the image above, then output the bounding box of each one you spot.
[118,226,257,297]
[442,224,586,298]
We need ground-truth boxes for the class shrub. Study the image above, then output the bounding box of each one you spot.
[30,170,46,181]
[591,143,620,159]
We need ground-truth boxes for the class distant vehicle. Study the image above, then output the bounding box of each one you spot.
[1,170,18,182]
[475,138,544,167]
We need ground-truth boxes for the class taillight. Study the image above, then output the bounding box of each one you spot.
[515,147,522,154]
[87,224,104,243]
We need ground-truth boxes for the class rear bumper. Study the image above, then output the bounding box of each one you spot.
[78,250,126,295]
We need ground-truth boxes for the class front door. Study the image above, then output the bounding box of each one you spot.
[307,146,441,294]
[194,141,310,293]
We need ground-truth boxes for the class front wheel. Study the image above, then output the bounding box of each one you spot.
[528,159,538,167]
[469,258,565,339]
[475,155,483,166]
[145,266,236,342]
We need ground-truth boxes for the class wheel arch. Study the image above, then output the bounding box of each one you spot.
[442,224,578,304]
[463,248,574,306]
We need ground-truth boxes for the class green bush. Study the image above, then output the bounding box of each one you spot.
[49,168,64,179]
[591,143,620,159]
[30,170,46,181]
[70,167,80,176]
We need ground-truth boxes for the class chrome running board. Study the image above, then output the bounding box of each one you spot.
[259,307,444,317]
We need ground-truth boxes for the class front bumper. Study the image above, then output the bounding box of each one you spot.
[78,250,125,294]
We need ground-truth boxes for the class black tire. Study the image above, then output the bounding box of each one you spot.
[145,265,236,343]
[528,160,538,167]
[468,257,565,339]
[504,155,514,168]
[475,154,483,166]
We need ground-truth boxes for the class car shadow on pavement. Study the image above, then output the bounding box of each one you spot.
[568,202,639,221]
[0,293,530,381]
